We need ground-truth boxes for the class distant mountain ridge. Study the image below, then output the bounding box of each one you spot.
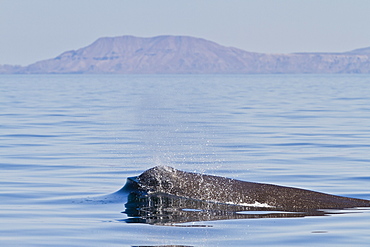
[2,35,370,74]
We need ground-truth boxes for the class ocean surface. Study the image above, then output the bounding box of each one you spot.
[1,74,369,246]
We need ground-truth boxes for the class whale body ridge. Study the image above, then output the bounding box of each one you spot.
[122,165,370,211]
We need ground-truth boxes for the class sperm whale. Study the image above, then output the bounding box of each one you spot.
[122,166,370,211]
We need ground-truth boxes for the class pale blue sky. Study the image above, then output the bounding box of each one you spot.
[1,0,370,65]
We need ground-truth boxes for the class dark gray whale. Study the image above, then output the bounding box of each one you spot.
[122,166,370,211]
[120,166,370,225]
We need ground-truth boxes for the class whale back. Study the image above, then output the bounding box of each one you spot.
[133,166,370,211]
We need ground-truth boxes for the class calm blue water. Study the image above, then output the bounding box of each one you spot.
[1,74,369,246]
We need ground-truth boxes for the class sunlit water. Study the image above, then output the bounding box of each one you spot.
[1,74,369,246]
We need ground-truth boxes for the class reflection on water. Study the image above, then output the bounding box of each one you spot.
[122,192,338,226]
[132,246,193,247]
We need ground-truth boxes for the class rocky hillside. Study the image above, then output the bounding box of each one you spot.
[3,35,370,74]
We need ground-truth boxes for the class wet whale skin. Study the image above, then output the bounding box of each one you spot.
[125,166,370,211]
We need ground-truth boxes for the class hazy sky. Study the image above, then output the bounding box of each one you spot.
[1,0,370,65]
